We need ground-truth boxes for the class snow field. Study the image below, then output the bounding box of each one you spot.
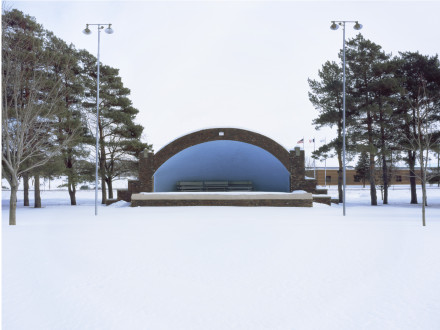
[2,187,440,330]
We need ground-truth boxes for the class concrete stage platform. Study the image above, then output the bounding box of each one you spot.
[131,192,313,207]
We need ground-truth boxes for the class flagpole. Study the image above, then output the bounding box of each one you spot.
[313,137,316,179]
[324,137,327,186]
[303,136,306,174]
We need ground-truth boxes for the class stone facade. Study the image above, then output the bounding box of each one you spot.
[312,195,332,206]
[118,128,318,202]
[131,198,312,207]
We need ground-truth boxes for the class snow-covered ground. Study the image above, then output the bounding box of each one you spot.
[2,186,440,330]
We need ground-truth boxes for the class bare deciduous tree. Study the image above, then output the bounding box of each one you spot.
[405,80,440,226]
[2,9,75,225]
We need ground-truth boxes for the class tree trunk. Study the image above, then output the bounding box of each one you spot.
[366,106,377,206]
[107,178,113,199]
[337,148,343,203]
[408,151,418,204]
[9,182,19,225]
[415,104,427,226]
[101,175,107,204]
[99,131,107,204]
[437,151,440,187]
[34,174,41,208]
[383,181,388,204]
[382,156,388,205]
[438,152,440,187]
[68,178,77,206]
[337,169,343,203]
[419,148,427,226]
[65,152,76,205]
[369,153,377,206]
[379,106,388,205]
[23,172,29,206]
[422,186,426,226]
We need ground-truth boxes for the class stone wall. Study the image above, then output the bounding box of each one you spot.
[117,180,142,202]
[131,199,312,207]
[139,151,154,192]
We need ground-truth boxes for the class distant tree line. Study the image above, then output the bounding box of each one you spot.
[2,9,151,225]
[309,34,440,225]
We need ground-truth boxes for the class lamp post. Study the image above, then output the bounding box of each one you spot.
[83,23,114,215]
[330,20,362,216]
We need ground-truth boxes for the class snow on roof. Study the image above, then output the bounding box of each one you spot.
[155,126,293,154]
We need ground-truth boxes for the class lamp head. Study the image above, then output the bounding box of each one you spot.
[105,24,114,34]
[330,21,339,30]
[83,24,91,35]
[353,21,363,30]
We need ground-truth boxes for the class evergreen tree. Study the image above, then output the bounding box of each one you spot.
[2,9,74,224]
[310,35,439,208]
[355,151,369,188]
[394,52,440,204]
[345,34,391,206]
[368,57,401,204]
[81,52,151,203]
[308,61,348,202]
[31,156,65,207]
[47,33,92,205]
[3,8,151,220]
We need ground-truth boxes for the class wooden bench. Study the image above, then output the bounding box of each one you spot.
[176,181,204,192]
[176,181,253,192]
[203,181,229,191]
[228,181,253,191]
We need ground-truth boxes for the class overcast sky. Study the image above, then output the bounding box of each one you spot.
[6,0,440,166]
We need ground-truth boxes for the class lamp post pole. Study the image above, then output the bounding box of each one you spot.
[330,20,362,216]
[83,23,113,215]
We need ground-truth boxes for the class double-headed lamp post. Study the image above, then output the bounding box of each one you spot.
[83,23,114,216]
[330,20,362,216]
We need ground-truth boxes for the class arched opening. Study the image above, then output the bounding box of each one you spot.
[132,127,312,196]
[153,128,291,172]
[154,140,290,192]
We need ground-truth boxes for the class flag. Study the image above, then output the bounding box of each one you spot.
[320,138,326,143]
[297,138,304,144]
[309,138,315,143]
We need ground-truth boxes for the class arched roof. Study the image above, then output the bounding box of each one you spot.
[153,128,291,172]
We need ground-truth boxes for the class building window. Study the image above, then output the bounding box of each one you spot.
[396,175,402,182]
[354,175,361,182]
[326,176,331,183]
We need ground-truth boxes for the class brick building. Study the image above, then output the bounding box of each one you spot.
[311,167,422,186]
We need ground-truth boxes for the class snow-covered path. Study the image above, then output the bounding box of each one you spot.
[2,187,440,330]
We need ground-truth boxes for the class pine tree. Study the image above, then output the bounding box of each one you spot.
[355,151,369,188]
[369,57,401,204]
[345,34,392,206]
[2,9,74,224]
[308,61,349,202]
[81,53,151,203]
[394,52,440,204]
[47,33,93,205]
[31,156,65,207]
